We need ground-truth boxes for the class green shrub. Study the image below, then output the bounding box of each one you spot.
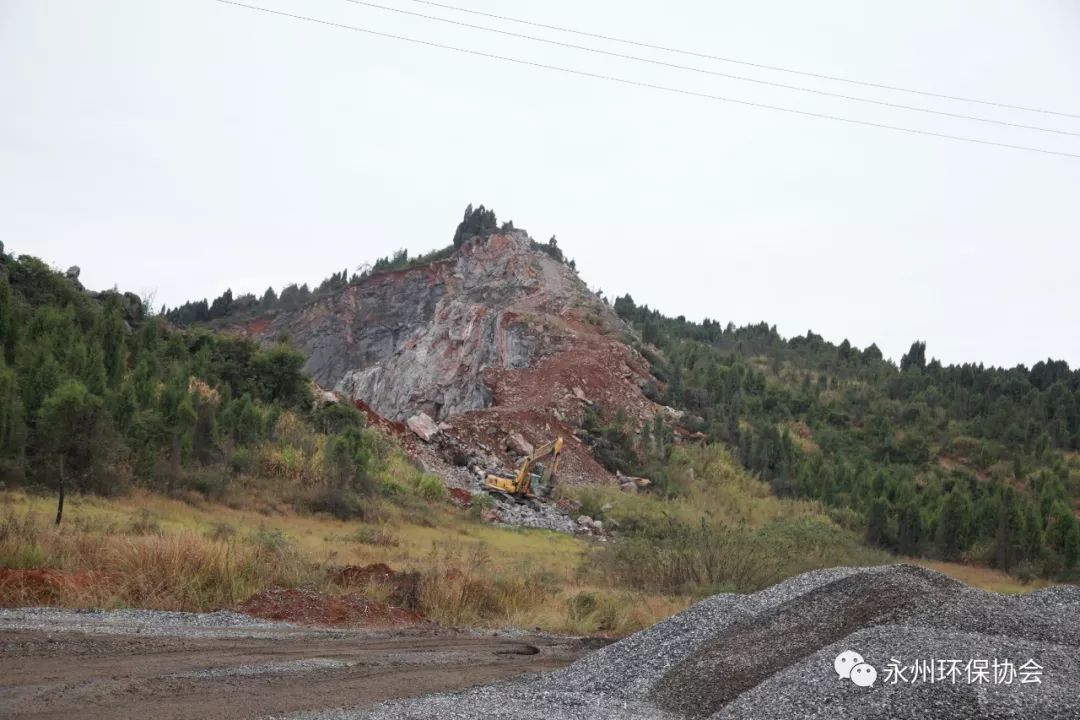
[466,492,495,520]
[229,447,253,474]
[127,509,162,536]
[301,486,366,520]
[588,514,888,595]
[417,474,448,502]
[252,527,292,554]
[352,522,399,547]
[186,469,229,500]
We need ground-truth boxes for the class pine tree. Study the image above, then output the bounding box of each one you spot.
[897,501,924,555]
[229,394,261,446]
[865,496,892,548]
[260,286,278,308]
[36,379,105,523]
[0,355,26,477]
[992,488,1024,570]
[98,304,126,387]
[900,341,927,372]
[160,371,196,489]
[1063,517,1080,570]
[0,272,15,363]
[936,488,973,559]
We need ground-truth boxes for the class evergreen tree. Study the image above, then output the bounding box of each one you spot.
[452,204,498,246]
[936,488,973,559]
[896,501,924,555]
[0,272,15,363]
[208,289,233,319]
[98,304,126,387]
[0,356,25,478]
[326,426,374,495]
[900,341,927,372]
[992,488,1024,571]
[260,286,278,308]
[865,496,892,548]
[35,379,106,523]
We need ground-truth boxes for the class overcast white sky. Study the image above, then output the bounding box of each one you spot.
[2,0,1078,368]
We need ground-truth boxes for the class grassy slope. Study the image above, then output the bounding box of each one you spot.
[2,489,583,579]
[2,445,1051,636]
[0,489,688,634]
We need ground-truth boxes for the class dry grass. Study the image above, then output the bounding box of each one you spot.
[0,490,680,634]
[912,559,1056,595]
[404,543,689,634]
[0,510,319,610]
[1,478,1054,637]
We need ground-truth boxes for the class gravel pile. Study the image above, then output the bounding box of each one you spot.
[490,496,580,534]
[0,607,346,639]
[172,658,355,679]
[338,565,1080,720]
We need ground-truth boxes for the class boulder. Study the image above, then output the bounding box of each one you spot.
[505,432,534,457]
[313,387,338,406]
[406,413,440,442]
[65,266,84,291]
[571,386,593,405]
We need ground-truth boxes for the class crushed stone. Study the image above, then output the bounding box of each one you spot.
[171,658,355,679]
[0,607,346,639]
[328,564,1080,720]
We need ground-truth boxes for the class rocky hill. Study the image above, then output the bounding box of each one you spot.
[239,230,667,487]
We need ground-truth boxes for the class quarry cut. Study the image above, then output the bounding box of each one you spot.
[254,231,666,486]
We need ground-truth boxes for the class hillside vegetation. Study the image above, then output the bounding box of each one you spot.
[123,207,1080,584]
[0,246,444,521]
[0,244,1057,634]
[614,295,1080,580]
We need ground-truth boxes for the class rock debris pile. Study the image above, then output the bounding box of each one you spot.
[345,565,1080,720]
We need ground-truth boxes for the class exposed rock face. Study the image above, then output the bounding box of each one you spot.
[264,233,566,421]
[252,230,664,485]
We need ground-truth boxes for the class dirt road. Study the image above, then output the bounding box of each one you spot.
[0,610,597,720]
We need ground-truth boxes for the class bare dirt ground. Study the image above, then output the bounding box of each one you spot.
[0,612,597,720]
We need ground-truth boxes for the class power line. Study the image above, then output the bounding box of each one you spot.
[213,1,1080,159]
[409,0,1080,121]
[338,0,1079,138]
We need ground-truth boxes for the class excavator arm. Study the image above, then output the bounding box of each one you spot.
[512,436,563,496]
[484,436,564,502]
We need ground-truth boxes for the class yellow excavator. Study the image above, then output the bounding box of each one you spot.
[484,436,564,505]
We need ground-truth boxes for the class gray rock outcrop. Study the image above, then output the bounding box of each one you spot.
[258,232,623,422]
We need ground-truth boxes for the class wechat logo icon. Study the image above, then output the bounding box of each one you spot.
[835,650,877,688]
